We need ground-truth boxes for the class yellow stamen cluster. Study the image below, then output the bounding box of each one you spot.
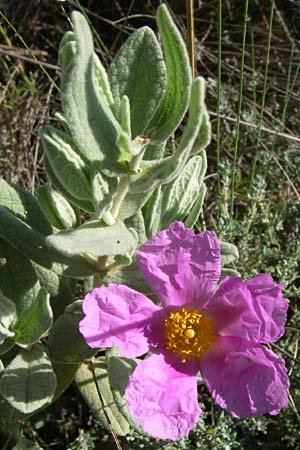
[164,307,215,362]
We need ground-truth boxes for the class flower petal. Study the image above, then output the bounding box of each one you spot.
[125,351,201,441]
[79,284,165,358]
[205,274,288,344]
[200,336,289,418]
[137,221,221,310]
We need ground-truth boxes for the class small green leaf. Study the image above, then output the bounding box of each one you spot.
[0,179,52,235]
[191,107,212,156]
[14,289,53,346]
[75,359,130,436]
[40,126,93,202]
[220,241,240,266]
[109,26,167,137]
[47,312,96,364]
[58,31,76,71]
[144,154,207,235]
[108,356,138,395]
[147,4,192,142]
[0,345,57,414]
[125,210,147,245]
[184,183,207,228]
[0,238,40,313]
[36,184,77,230]
[45,220,137,259]
[91,171,118,219]
[118,190,153,221]
[220,268,241,279]
[93,53,114,108]
[43,156,95,214]
[51,361,79,404]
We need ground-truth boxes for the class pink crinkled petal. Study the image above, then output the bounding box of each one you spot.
[79,284,165,358]
[137,221,221,311]
[199,336,289,418]
[205,274,288,344]
[125,351,201,441]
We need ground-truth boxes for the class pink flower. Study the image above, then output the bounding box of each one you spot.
[79,222,289,441]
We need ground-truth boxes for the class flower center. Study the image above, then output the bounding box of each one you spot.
[164,307,215,362]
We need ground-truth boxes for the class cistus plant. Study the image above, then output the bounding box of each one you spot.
[0,3,288,448]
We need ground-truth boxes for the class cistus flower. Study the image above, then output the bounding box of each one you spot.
[79,222,289,441]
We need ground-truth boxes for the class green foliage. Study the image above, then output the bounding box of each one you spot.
[0,345,56,414]
[45,220,137,259]
[14,289,53,346]
[47,311,96,364]
[36,184,78,230]
[108,26,167,137]
[75,359,130,436]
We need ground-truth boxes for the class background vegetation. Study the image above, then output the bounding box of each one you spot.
[0,0,299,448]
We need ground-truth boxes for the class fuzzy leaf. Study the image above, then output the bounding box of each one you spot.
[184,183,207,228]
[61,12,123,172]
[36,184,77,230]
[91,171,118,218]
[14,289,53,346]
[75,359,130,436]
[144,154,207,236]
[220,241,240,266]
[108,356,138,395]
[40,126,93,201]
[147,4,192,142]
[0,345,57,414]
[0,207,95,278]
[45,220,137,259]
[130,77,206,193]
[44,156,95,214]
[47,312,96,364]
[0,238,40,313]
[109,26,167,137]
[0,179,52,235]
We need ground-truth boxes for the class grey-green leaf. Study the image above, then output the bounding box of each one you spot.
[75,360,130,436]
[0,345,57,414]
[130,77,206,193]
[108,26,167,137]
[0,238,40,313]
[43,156,95,214]
[45,220,137,259]
[108,356,138,395]
[91,171,118,219]
[36,184,77,230]
[0,179,52,235]
[61,12,123,172]
[220,241,240,266]
[0,207,95,278]
[47,312,96,363]
[14,289,53,346]
[184,183,207,228]
[144,154,207,236]
[146,4,192,142]
[40,126,93,201]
